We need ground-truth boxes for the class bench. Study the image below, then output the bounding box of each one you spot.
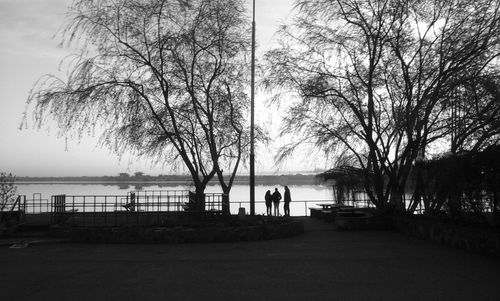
[310,206,360,220]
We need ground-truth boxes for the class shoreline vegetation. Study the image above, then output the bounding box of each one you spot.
[16,174,323,186]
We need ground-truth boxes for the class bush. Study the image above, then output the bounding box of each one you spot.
[416,146,500,227]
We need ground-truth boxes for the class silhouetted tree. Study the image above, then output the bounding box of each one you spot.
[25,0,259,212]
[445,75,500,154]
[0,172,17,211]
[265,0,500,212]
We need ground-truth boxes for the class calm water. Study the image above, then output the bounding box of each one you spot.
[17,183,334,216]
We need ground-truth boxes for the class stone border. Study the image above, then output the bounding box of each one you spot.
[49,219,304,243]
[387,216,500,257]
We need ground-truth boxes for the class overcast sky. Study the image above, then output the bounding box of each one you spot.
[0,0,326,177]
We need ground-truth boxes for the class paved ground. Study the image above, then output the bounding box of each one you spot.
[1,218,500,301]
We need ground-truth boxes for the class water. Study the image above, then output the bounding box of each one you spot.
[16,182,334,216]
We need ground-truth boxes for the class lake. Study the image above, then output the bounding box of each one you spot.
[16,182,334,216]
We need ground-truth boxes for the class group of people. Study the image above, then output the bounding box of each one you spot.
[264,186,291,216]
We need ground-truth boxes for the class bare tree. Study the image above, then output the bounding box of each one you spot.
[264,0,500,212]
[0,172,17,212]
[25,0,256,211]
[446,74,500,154]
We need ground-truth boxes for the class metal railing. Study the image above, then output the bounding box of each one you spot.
[51,194,179,226]
[23,193,51,214]
[50,198,375,226]
[204,193,225,212]
[231,199,375,216]
[11,190,382,227]
[0,195,26,225]
[127,190,189,212]
[14,191,482,223]
[49,190,228,226]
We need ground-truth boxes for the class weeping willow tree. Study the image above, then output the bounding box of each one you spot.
[265,0,500,213]
[25,0,260,213]
[446,75,500,154]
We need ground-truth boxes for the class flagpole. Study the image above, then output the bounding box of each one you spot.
[249,0,256,216]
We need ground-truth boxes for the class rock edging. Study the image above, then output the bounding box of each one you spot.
[49,219,304,243]
[387,216,500,257]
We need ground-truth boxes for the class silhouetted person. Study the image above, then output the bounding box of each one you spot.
[265,190,272,216]
[272,188,282,216]
[284,186,291,217]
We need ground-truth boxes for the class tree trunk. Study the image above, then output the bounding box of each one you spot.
[388,181,406,214]
[215,169,234,215]
[221,188,230,215]
[409,163,424,214]
[188,184,206,212]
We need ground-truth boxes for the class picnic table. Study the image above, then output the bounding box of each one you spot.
[310,203,357,220]
[315,203,354,210]
[315,203,334,209]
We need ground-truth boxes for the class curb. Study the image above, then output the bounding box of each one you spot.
[0,238,70,247]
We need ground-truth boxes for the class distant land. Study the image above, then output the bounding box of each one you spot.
[16,173,327,186]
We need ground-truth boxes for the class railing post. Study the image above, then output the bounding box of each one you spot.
[21,195,26,221]
[83,196,86,227]
[157,195,160,225]
[52,195,66,225]
[50,196,53,224]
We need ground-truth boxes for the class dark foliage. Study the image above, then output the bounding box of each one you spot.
[316,166,368,203]
[414,146,500,227]
[264,0,500,213]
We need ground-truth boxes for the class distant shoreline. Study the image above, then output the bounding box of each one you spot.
[16,174,326,186]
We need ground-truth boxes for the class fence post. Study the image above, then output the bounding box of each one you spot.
[52,195,66,224]
[20,195,26,223]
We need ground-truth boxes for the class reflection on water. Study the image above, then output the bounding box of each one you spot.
[17,183,333,200]
[118,184,130,190]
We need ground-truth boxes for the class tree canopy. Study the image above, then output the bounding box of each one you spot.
[265,0,500,211]
[26,0,260,207]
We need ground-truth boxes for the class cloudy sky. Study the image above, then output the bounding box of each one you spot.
[0,0,325,177]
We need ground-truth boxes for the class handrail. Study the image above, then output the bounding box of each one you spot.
[0,195,24,224]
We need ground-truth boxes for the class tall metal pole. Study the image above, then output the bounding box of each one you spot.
[249,0,256,216]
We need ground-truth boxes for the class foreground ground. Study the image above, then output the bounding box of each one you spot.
[1,218,500,301]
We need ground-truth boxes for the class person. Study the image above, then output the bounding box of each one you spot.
[272,188,282,216]
[265,190,272,216]
[284,186,291,217]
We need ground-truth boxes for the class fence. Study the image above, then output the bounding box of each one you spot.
[126,190,189,212]
[7,191,380,227]
[231,199,375,216]
[0,195,26,225]
[122,190,224,212]
[23,193,51,214]
[50,190,228,226]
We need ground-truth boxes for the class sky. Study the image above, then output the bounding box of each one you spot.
[0,0,326,177]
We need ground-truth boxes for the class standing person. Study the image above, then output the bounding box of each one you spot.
[265,190,272,216]
[284,186,291,217]
[272,188,282,216]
